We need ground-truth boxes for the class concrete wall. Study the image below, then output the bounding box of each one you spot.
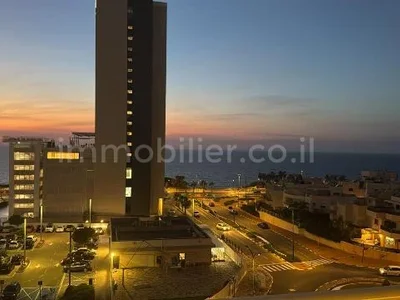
[43,148,94,217]
[261,210,400,262]
[259,211,300,234]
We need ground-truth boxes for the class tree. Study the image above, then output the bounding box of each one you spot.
[72,227,96,245]
[180,195,191,215]
[63,284,95,300]
[189,181,197,194]
[199,180,207,194]
[8,214,24,226]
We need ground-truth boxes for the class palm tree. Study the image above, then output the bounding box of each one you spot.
[180,195,191,215]
[208,181,215,195]
[190,181,197,195]
[199,180,207,194]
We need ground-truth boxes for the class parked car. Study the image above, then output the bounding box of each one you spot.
[65,225,75,232]
[7,240,19,250]
[11,254,24,266]
[55,226,65,233]
[45,224,54,233]
[209,202,215,207]
[63,261,92,273]
[216,223,230,231]
[1,226,16,233]
[36,225,45,233]
[61,255,90,266]
[76,224,85,230]
[26,235,37,243]
[22,240,34,250]
[5,234,17,243]
[95,227,104,235]
[257,222,269,229]
[379,266,400,276]
[76,247,96,255]
[2,282,21,299]
[193,211,200,218]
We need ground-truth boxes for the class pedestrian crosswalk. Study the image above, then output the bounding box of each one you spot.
[260,258,334,273]
[297,258,334,269]
[261,262,298,273]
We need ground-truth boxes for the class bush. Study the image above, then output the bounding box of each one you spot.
[72,227,96,245]
[63,284,95,300]
[241,204,260,217]
[223,200,236,206]
[8,214,24,226]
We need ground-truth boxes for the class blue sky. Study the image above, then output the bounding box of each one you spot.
[0,0,399,152]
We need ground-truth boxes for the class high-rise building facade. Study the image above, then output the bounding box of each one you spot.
[95,0,166,216]
[4,137,50,218]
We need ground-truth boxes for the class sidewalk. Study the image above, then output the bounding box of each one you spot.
[269,223,398,269]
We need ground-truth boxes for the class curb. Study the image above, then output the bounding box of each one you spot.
[315,277,397,291]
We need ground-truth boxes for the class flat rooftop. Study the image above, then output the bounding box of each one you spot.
[110,216,209,242]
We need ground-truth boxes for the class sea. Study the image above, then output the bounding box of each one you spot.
[1,145,400,187]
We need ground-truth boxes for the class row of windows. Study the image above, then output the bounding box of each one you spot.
[14,203,34,209]
[14,175,34,181]
[14,184,34,190]
[47,152,80,160]
[14,152,35,161]
[15,194,34,200]
[14,165,34,171]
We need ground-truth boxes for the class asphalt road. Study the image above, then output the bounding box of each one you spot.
[164,198,281,266]
[211,202,318,262]
[270,263,399,294]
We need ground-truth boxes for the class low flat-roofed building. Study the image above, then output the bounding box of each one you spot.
[110,216,214,268]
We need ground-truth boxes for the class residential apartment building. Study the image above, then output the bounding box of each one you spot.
[95,0,167,217]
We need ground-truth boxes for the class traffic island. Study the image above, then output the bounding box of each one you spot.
[16,258,31,273]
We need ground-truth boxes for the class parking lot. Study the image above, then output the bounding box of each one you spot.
[0,227,110,299]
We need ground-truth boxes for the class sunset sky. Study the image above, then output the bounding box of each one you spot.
[0,0,399,152]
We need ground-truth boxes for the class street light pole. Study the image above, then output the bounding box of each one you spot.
[89,198,92,228]
[40,204,43,242]
[246,246,259,295]
[291,208,295,261]
[69,231,72,286]
[23,217,27,265]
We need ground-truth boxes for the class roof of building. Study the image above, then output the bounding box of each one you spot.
[110,216,209,242]
[2,136,53,143]
[71,132,95,137]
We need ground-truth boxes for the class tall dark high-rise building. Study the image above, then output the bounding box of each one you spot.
[94,0,166,217]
